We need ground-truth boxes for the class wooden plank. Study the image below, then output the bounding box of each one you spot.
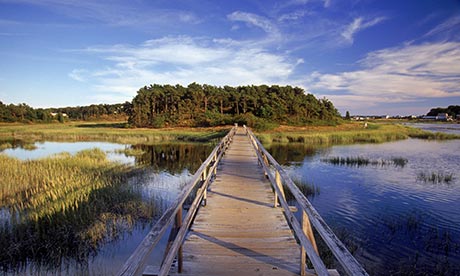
[163,127,302,276]
[245,127,369,276]
[119,128,237,276]
[144,265,339,276]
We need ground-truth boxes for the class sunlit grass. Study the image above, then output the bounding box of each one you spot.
[115,147,146,156]
[0,148,157,271]
[0,148,130,221]
[0,121,230,145]
[256,123,460,146]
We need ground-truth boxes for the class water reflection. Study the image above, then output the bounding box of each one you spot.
[0,142,213,275]
[267,143,321,165]
[129,143,213,173]
[267,139,460,275]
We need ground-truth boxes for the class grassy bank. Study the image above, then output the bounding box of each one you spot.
[0,149,156,270]
[0,121,229,145]
[0,148,135,221]
[256,122,460,145]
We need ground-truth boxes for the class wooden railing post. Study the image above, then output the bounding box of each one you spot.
[274,170,286,208]
[202,169,208,206]
[212,153,217,176]
[262,153,269,178]
[176,208,183,273]
[301,210,318,275]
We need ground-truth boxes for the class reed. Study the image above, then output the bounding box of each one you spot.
[0,149,158,271]
[0,142,12,150]
[283,176,320,200]
[0,122,229,145]
[0,148,131,221]
[322,156,408,168]
[256,123,460,146]
[115,147,146,156]
[416,171,454,184]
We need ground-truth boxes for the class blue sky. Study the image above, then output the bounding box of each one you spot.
[0,0,459,115]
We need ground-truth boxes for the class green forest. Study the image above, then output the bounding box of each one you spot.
[129,83,340,128]
[0,101,130,123]
[1,83,341,129]
[427,105,460,117]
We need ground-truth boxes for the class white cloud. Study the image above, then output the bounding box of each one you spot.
[341,17,386,44]
[74,36,299,98]
[68,69,88,82]
[0,0,199,26]
[308,42,460,110]
[227,11,279,36]
[278,10,309,22]
[424,15,460,39]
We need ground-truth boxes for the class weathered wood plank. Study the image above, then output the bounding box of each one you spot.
[245,126,369,276]
[163,127,302,276]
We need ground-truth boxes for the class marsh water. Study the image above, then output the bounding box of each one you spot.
[404,122,460,135]
[0,142,213,275]
[1,123,459,275]
[268,123,460,275]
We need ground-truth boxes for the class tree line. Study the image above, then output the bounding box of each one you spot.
[0,101,130,123]
[129,83,340,129]
[427,105,460,117]
[1,83,341,128]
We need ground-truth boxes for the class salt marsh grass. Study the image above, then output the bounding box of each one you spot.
[322,156,408,168]
[0,148,130,221]
[417,171,454,184]
[0,149,156,271]
[256,123,460,146]
[0,122,229,145]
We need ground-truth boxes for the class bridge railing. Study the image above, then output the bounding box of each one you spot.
[244,126,369,276]
[118,126,237,276]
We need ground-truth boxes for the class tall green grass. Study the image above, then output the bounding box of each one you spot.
[0,122,229,145]
[256,123,460,146]
[0,149,130,221]
[0,149,156,271]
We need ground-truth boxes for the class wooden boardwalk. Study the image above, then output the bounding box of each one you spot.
[168,128,300,275]
[124,126,367,276]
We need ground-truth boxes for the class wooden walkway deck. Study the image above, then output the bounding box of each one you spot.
[124,126,367,276]
[167,128,300,275]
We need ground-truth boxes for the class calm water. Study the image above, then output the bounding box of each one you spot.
[2,127,459,275]
[404,122,460,135]
[0,141,213,275]
[268,139,460,275]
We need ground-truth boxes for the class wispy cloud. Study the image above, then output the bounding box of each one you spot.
[323,0,331,8]
[73,36,299,99]
[227,11,279,37]
[308,42,460,110]
[424,15,460,39]
[0,0,200,26]
[341,17,386,44]
[278,10,309,22]
[68,69,88,82]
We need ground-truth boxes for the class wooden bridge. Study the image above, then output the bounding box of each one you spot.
[118,126,368,276]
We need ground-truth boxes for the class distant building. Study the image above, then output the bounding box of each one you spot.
[436,113,450,121]
[50,112,68,117]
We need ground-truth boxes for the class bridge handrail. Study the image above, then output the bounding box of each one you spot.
[244,126,369,276]
[117,126,237,276]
